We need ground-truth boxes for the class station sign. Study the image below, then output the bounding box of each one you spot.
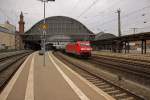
[40,24,48,30]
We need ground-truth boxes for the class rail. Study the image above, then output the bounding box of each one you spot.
[53,52,145,100]
[0,50,32,91]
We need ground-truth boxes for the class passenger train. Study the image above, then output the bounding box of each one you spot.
[65,41,92,57]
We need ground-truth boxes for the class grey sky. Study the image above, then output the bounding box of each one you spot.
[0,0,150,36]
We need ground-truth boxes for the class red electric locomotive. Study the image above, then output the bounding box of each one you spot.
[65,41,92,57]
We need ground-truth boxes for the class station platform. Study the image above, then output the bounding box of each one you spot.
[0,51,114,100]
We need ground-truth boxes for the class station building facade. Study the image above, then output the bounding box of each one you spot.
[0,21,16,50]
[24,16,94,50]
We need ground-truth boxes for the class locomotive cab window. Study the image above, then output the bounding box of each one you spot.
[80,43,90,46]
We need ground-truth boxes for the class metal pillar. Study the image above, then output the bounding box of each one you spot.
[141,40,144,54]
[127,42,130,53]
[124,41,127,54]
[111,44,113,52]
[112,42,116,53]
[118,41,122,53]
[38,0,55,66]
[117,9,121,37]
[144,40,147,54]
[43,1,46,66]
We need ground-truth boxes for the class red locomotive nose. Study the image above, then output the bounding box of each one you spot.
[65,41,92,57]
[80,47,92,51]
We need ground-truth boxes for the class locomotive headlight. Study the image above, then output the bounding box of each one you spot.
[80,48,85,50]
[81,48,92,50]
[86,48,92,51]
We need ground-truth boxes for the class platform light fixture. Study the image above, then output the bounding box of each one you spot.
[37,0,55,66]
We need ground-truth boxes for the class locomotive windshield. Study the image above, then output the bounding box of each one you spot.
[80,43,90,46]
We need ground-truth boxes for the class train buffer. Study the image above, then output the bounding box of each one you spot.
[0,51,115,100]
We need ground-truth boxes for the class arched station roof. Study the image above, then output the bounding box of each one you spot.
[24,16,94,42]
[95,32,116,40]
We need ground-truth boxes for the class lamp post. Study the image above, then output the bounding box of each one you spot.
[38,0,55,66]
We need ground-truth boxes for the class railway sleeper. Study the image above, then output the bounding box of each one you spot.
[82,76,96,79]
[84,75,97,79]
[113,93,128,99]
[87,78,101,82]
[102,87,116,92]
[107,90,120,95]
[88,80,100,83]
[119,97,135,100]
[97,84,110,88]
[88,79,103,82]
[93,82,106,86]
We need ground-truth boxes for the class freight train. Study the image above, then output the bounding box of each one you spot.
[65,41,92,57]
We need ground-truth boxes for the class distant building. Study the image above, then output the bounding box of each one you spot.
[15,12,25,49]
[0,21,16,34]
[0,22,16,50]
[92,32,117,50]
[127,40,150,52]
[0,12,26,50]
[95,32,116,40]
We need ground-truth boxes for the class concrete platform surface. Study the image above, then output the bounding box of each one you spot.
[0,51,115,100]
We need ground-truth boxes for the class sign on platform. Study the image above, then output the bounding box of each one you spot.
[40,24,48,30]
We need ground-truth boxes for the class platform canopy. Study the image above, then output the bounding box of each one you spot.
[94,32,116,41]
[24,16,94,43]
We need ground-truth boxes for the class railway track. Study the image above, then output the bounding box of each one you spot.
[92,54,150,65]
[0,50,32,91]
[90,55,150,79]
[0,50,29,62]
[53,52,145,100]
